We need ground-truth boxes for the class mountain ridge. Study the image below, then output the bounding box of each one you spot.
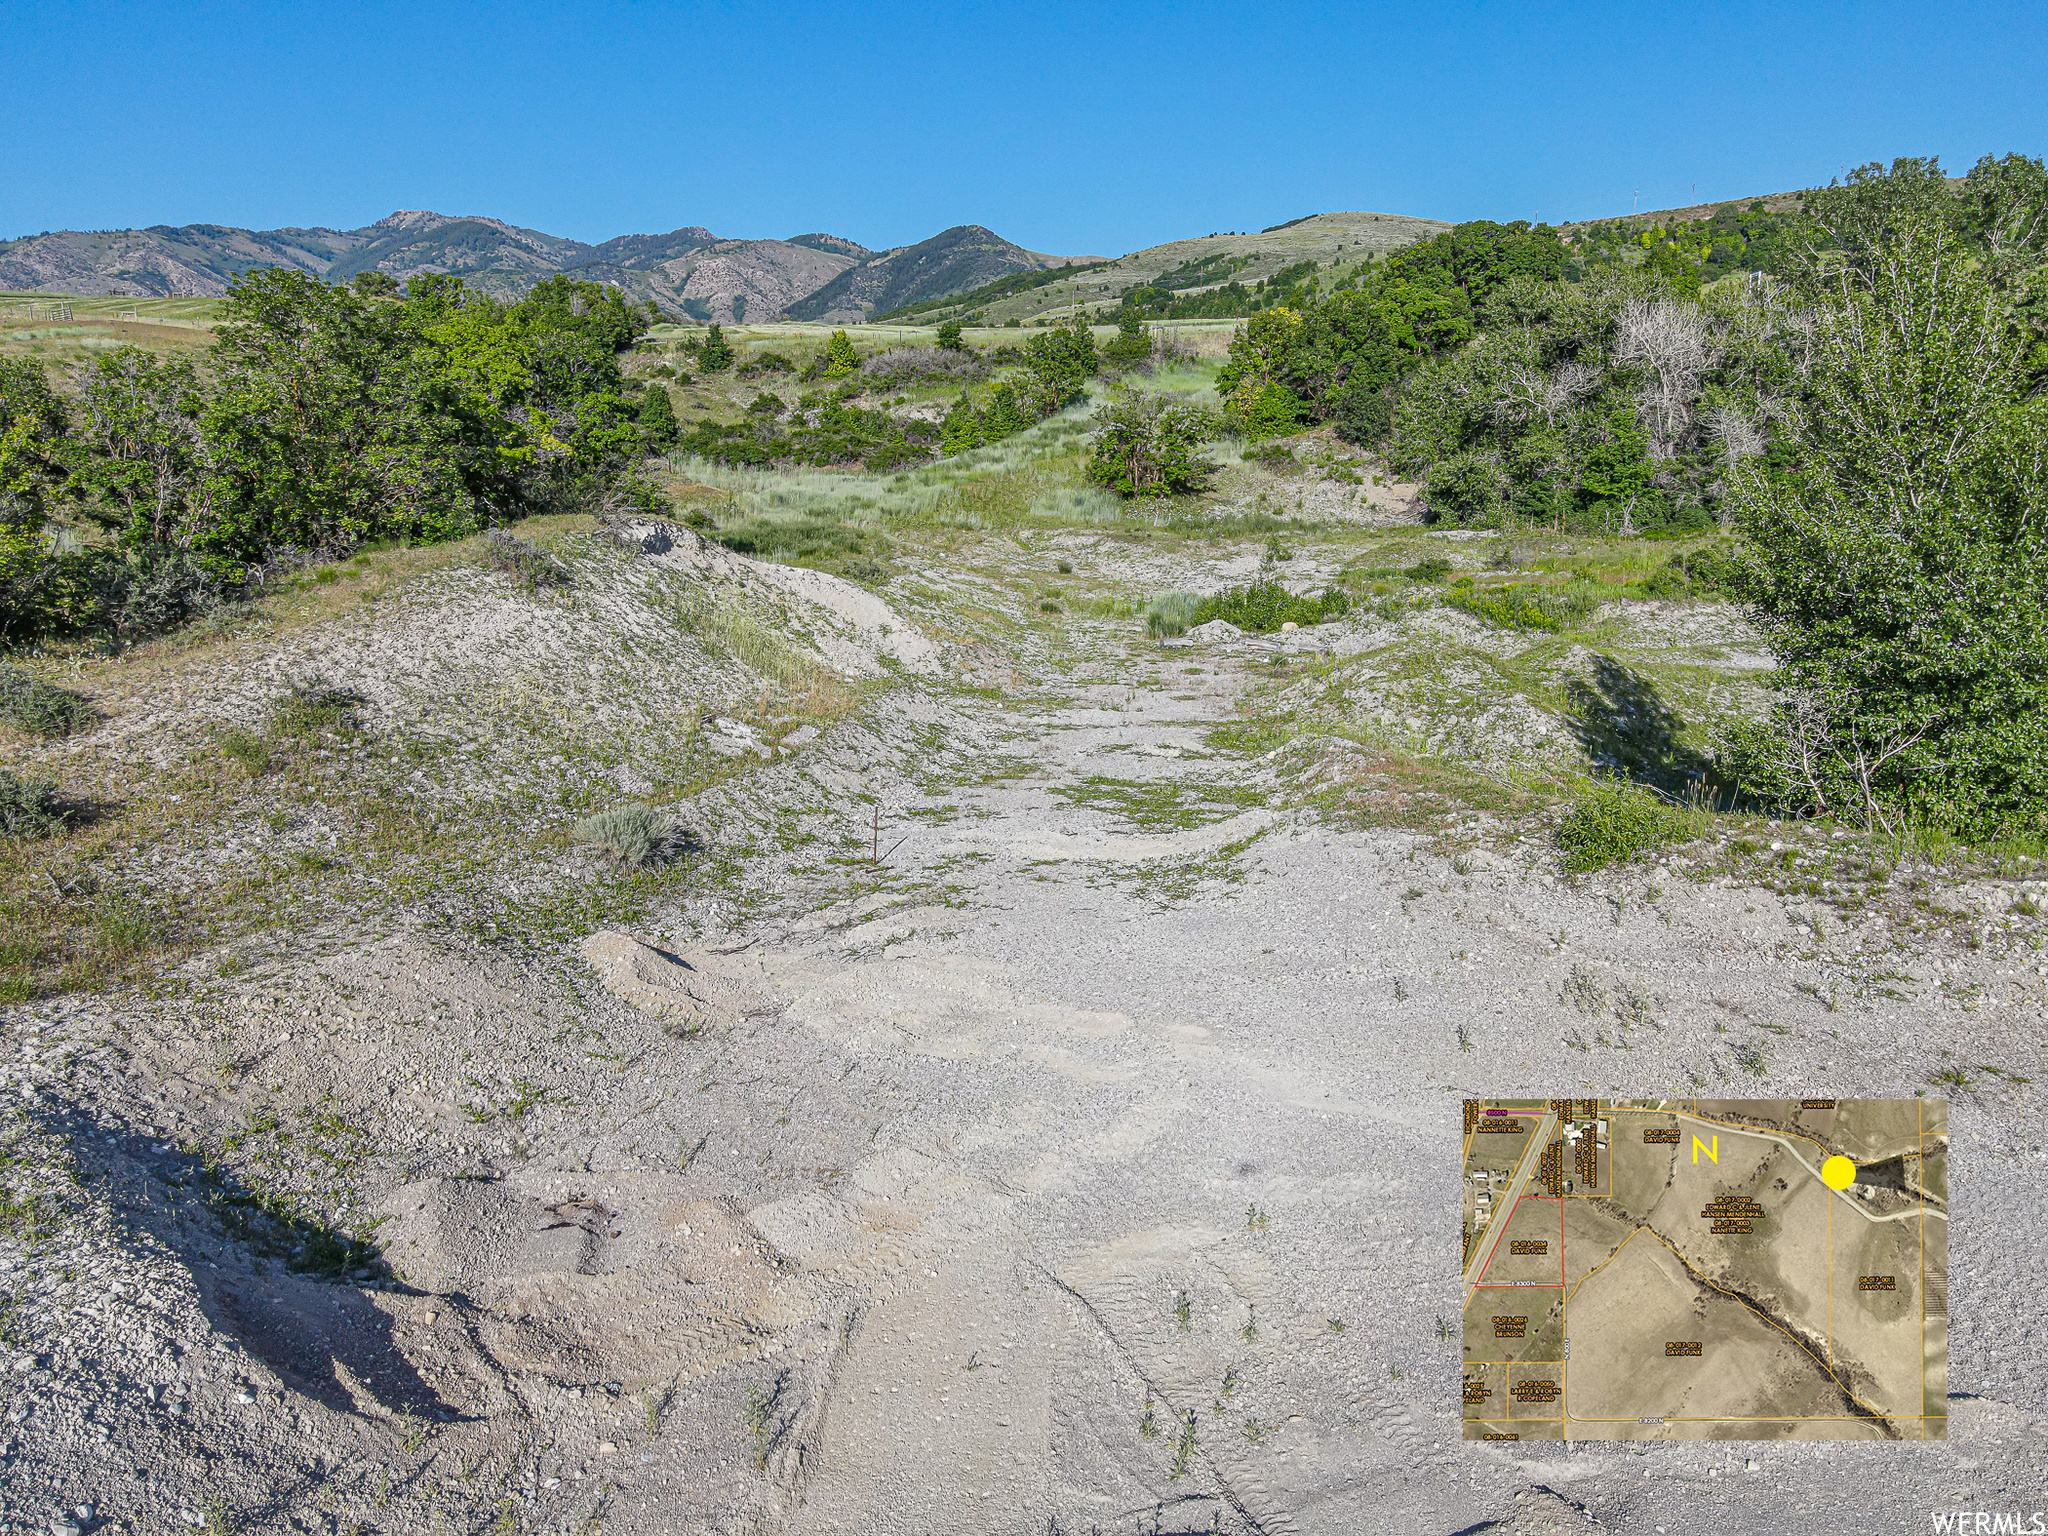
[0,210,1083,323]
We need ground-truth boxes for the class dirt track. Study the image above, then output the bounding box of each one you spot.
[2,527,2044,1535]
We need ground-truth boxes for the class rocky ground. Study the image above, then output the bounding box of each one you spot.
[0,515,2042,1536]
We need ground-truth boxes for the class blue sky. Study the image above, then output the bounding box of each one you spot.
[5,0,2044,254]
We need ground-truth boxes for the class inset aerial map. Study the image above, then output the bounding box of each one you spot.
[1461,1098,1947,1441]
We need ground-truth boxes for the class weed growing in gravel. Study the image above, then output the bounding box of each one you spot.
[0,664,92,737]
[1169,1413,1198,1478]
[271,681,360,738]
[483,528,570,590]
[1173,1289,1193,1330]
[1206,717,1290,754]
[1139,1399,1158,1438]
[1448,584,1598,632]
[1562,964,1607,1013]
[192,1154,382,1280]
[218,729,274,777]
[0,1183,58,1243]
[574,804,665,866]
[1053,775,1263,831]
[746,1374,788,1470]
[0,771,66,839]
[1557,779,1699,871]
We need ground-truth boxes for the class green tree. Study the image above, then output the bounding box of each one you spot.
[1388,220,1567,304]
[637,384,679,451]
[200,269,474,562]
[1423,448,1508,524]
[1640,240,1702,300]
[697,323,736,373]
[1731,210,2048,835]
[1790,157,1963,295]
[1579,406,1655,513]
[980,381,1031,438]
[823,330,860,379]
[940,394,983,455]
[1101,313,1152,371]
[1236,382,1306,440]
[1021,318,1098,413]
[935,319,966,352]
[518,275,650,356]
[0,360,71,642]
[1087,390,1217,498]
[67,349,216,548]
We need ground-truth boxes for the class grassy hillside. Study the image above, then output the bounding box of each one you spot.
[887,210,1452,326]
[1556,188,1813,235]
[2,290,221,376]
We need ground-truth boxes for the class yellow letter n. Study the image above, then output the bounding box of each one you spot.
[1692,1135,1718,1164]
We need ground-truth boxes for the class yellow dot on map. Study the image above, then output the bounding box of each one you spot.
[1821,1156,1856,1190]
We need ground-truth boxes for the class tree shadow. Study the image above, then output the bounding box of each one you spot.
[1563,654,1710,793]
[75,1111,458,1423]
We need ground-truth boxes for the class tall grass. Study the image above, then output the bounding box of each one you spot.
[1143,593,1203,638]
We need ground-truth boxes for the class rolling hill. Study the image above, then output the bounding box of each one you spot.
[880,209,1455,326]
[781,225,1098,322]
[0,188,1833,327]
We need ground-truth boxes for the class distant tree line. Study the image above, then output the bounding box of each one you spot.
[1216,156,2048,540]
[678,320,1109,471]
[1206,155,2048,840]
[0,270,679,644]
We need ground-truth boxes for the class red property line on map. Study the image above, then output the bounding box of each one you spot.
[1473,1195,1566,1288]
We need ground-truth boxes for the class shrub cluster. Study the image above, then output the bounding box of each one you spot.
[482,529,569,591]
[1142,592,1202,638]
[1192,579,1351,633]
[860,348,985,389]
[680,398,940,471]
[0,770,67,839]
[1556,779,1694,871]
[1,271,669,645]
[0,664,92,737]
[1445,584,1598,631]
[1086,391,1218,499]
[1640,542,1749,599]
